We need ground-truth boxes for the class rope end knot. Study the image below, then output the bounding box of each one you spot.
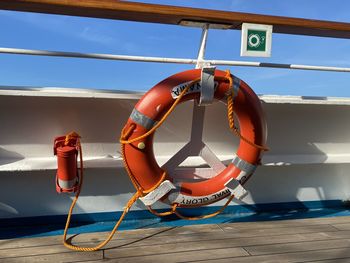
[64,131,81,146]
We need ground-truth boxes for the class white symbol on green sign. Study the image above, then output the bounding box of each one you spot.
[247,29,266,52]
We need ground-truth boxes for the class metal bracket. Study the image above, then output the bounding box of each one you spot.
[199,66,216,106]
[161,22,225,184]
[225,178,249,200]
[195,24,216,106]
[179,20,234,30]
[162,102,226,180]
[139,180,176,206]
[195,24,210,69]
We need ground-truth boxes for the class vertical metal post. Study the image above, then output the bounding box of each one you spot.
[193,24,209,157]
[196,24,209,69]
[162,23,225,180]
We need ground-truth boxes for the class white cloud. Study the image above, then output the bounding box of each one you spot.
[79,27,115,45]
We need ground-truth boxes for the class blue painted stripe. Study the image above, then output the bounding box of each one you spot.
[1,200,349,239]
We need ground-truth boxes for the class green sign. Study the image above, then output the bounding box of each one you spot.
[247,29,267,52]
[241,23,272,57]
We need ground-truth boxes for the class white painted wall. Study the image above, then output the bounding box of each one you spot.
[1,88,350,218]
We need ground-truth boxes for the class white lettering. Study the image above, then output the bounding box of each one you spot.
[171,81,219,99]
[178,189,230,206]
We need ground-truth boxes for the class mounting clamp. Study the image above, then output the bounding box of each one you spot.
[199,66,216,106]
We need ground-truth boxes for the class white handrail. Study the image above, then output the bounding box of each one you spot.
[1,47,350,73]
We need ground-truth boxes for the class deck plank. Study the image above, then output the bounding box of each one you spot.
[106,247,249,263]
[333,223,350,230]
[245,238,350,255]
[120,230,350,248]
[0,241,126,259]
[1,216,350,263]
[187,248,350,263]
[77,248,350,263]
[220,223,339,237]
[104,236,350,260]
[155,224,223,236]
[307,259,350,263]
[221,215,350,230]
[0,251,102,263]
[0,226,173,250]
[3,230,350,259]
[104,238,270,259]
[1,216,347,250]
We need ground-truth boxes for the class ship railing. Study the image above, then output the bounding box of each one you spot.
[1,1,350,177]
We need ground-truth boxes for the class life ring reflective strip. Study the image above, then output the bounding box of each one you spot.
[122,69,267,207]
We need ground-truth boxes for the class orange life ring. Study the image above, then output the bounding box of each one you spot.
[122,69,267,207]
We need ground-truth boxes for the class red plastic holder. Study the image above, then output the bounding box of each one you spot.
[54,136,80,193]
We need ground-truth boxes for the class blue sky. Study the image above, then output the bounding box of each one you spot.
[1,0,350,96]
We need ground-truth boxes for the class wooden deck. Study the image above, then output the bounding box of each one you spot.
[1,216,350,263]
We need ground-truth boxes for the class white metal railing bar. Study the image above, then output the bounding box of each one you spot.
[0,47,196,64]
[1,47,350,73]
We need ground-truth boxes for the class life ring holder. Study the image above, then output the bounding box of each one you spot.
[120,68,268,218]
[61,68,268,251]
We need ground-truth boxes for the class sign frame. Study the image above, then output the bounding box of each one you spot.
[241,23,273,57]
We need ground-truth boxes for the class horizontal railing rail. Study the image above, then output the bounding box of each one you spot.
[1,47,350,73]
